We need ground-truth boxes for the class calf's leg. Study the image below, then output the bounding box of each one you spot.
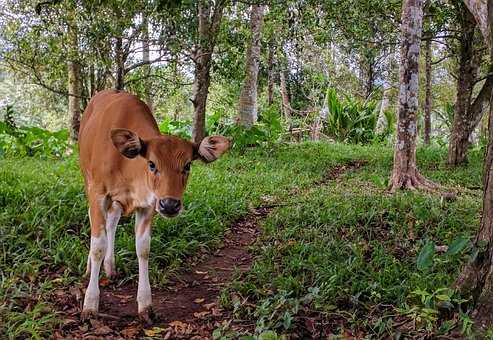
[103,201,122,278]
[82,196,107,319]
[135,207,154,323]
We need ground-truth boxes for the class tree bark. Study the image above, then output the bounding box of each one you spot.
[463,0,492,50]
[89,64,96,96]
[376,84,391,133]
[267,41,275,106]
[447,5,492,166]
[67,8,81,141]
[279,69,291,121]
[311,92,328,141]
[365,60,375,99]
[455,3,493,329]
[238,5,264,127]
[423,31,433,145]
[114,36,125,91]
[142,13,153,111]
[389,0,437,192]
[191,0,225,144]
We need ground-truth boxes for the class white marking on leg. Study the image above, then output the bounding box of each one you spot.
[83,232,107,313]
[104,202,122,278]
[135,209,152,313]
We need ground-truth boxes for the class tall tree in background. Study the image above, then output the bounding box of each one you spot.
[454,0,493,331]
[191,0,226,144]
[389,0,436,191]
[142,12,153,111]
[423,7,433,145]
[238,4,264,127]
[67,4,81,140]
[266,41,275,106]
[447,1,492,166]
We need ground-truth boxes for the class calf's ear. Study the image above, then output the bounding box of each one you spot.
[110,128,146,158]
[194,136,230,163]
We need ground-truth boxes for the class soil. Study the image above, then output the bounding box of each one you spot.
[52,161,366,339]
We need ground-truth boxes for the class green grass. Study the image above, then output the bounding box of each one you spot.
[221,144,484,338]
[0,143,485,338]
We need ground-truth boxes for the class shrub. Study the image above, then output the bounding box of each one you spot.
[324,89,379,144]
[213,105,283,149]
[0,106,70,158]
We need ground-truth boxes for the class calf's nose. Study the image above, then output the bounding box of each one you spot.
[159,198,181,216]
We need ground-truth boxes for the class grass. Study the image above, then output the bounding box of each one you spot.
[0,142,485,338]
[221,144,484,338]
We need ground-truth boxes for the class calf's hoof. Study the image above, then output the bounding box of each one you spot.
[138,307,155,326]
[81,309,97,321]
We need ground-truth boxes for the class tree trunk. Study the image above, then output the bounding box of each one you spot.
[67,9,81,141]
[267,41,275,106]
[142,13,153,111]
[68,61,81,141]
[238,5,264,127]
[191,0,225,144]
[89,64,96,96]
[389,0,437,192]
[279,70,291,121]
[376,84,391,133]
[115,36,125,91]
[463,0,492,50]
[455,3,493,329]
[448,6,486,166]
[311,92,328,141]
[365,60,375,99]
[423,32,433,145]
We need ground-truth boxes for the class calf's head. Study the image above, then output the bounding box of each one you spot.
[111,129,229,217]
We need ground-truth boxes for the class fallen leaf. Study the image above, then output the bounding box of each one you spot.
[204,302,216,310]
[169,320,189,333]
[193,310,210,318]
[62,318,78,326]
[121,326,141,337]
[144,326,166,337]
[211,307,222,316]
[195,270,208,275]
[99,277,110,287]
[194,298,205,304]
[89,319,103,328]
[93,325,113,335]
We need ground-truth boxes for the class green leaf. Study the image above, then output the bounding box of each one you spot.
[417,241,435,271]
[445,236,470,256]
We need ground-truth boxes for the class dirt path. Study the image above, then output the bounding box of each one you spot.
[53,161,366,339]
[54,207,271,339]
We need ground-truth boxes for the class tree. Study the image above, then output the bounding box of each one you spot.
[266,40,275,106]
[142,12,153,111]
[238,4,264,127]
[279,67,291,121]
[447,1,492,166]
[67,4,82,140]
[191,0,226,144]
[389,0,437,191]
[423,13,433,145]
[463,0,492,50]
[454,0,493,331]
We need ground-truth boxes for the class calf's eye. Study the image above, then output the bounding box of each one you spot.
[148,161,156,172]
[183,162,191,173]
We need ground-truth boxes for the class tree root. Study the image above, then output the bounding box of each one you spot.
[389,169,439,193]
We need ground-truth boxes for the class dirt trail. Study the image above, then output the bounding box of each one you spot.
[53,161,366,339]
[54,207,270,339]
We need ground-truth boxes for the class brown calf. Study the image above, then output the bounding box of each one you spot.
[78,90,229,322]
